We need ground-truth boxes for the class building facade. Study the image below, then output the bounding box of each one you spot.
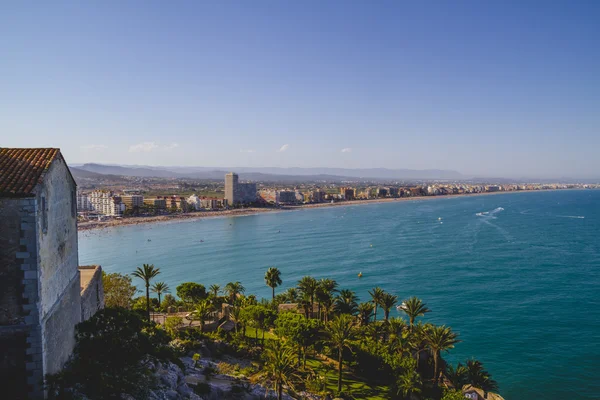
[0,148,104,399]
[89,190,126,216]
[224,172,257,205]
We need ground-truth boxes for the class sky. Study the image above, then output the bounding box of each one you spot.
[1,1,599,179]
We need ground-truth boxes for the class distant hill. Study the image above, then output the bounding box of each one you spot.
[75,163,464,181]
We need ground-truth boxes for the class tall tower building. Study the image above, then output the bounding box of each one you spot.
[225,172,238,205]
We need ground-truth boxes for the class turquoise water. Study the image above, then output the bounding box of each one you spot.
[79,190,600,399]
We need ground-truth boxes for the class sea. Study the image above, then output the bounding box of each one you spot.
[79,189,600,399]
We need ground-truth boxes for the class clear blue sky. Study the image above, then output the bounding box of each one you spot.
[1,1,598,178]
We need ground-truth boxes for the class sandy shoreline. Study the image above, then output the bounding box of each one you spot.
[76,189,546,232]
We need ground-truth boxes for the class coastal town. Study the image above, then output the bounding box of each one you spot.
[75,171,597,225]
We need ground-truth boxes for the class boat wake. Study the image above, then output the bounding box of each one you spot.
[556,215,585,219]
[476,207,504,218]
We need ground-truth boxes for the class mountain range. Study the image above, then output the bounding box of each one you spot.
[72,164,465,182]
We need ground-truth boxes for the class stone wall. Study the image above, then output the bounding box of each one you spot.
[35,157,81,377]
[0,197,44,399]
[79,265,105,321]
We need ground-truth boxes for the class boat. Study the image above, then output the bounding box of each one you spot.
[358,272,363,278]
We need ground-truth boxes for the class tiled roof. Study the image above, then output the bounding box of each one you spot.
[0,148,60,197]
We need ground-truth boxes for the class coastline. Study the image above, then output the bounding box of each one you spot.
[76,189,556,232]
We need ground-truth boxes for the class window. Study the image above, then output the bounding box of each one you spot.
[41,196,48,233]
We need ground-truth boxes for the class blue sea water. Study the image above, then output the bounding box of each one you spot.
[79,190,600,399]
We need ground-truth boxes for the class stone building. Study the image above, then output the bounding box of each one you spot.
[0,148,104,399]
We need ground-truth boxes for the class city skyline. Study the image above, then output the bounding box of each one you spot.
[1,2,599,179]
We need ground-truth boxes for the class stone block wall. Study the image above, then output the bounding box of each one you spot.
[0,197,44,399]
[79,265,105,321]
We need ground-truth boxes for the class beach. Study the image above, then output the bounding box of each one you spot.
[76,189,554,232]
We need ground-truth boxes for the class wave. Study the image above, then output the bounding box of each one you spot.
[556,215,585,219]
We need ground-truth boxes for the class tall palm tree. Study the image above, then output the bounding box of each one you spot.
[387,317,408,344]
[335,289,359,315]
[190,300,214,331]
[265,267,283,299]
[380,292,398,322]
[321,294,336,323]
[326,314,357,393]
[357,302,374,326]
[297,276,317,317]
[396,368,422,400]
[209,284,221,298]
[132,264,161,321]
[425,325,460,386]
[257,341,301,400]
[298,296,312,319]
[151,282,169,308]
[224,281,245,304]
[465,359,498,392]
[316,278,337,320]
[400,296,431,329]
[368,287,385,322]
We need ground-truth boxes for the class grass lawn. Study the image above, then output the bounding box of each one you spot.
[244,327,278,341]
[305,358,389,400]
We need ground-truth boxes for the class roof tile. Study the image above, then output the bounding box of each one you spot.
[0,148,60,197]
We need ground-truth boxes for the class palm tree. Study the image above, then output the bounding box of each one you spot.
[224,281,245,304]
[209,284,221,298]
[380,292,398,322]
[335,289,359,315]
[357,302,374,326]
[297,276,317,317]
[326,314,357,393]
[446,362,468,389]
[400,296,431,329]
[285,287,299,303]
[316,278,338,319]
[257,341,301,400]
[321,294,336,323]
[132,264,161,321]
[425,325,460,386]
[151,281,169,307]
[368,287,385,322]
[387,317,407,343]
[396,368,422,400]
[189,300,215,330]
[465,359,498,392]
[298,296,312,319]
[265,267,283,299]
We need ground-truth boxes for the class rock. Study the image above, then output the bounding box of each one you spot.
[164,389,180,400]
[177,384,193,398]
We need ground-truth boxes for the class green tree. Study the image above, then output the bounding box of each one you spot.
[209,284,221,297]
[161,294,178,312]
[400,296,431,329]
[446,362,468,390]
[132,264,161,321]
[284,287,299,303]
[380,292,398,322]
[326,314,358,393]
[224,281,245,304]
[256,341,301,400]
[442,389,467,400]
[275,312,323,368]
[357,302,374,326]
[368,287,385,322]
[465,359,498,392]
[164,316,184,337]
[396,368,422,400]
[102,272,137,309]
[151,282,170,306]
[425,325,460,386]
[265,267,283,299]
[52,308,172,399]
[316,278,338,319]
[189,300,214,331]
[297,276,318,317]
[176,282,207,307]
[335,289,359,315]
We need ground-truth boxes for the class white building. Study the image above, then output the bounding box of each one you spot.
[89,190,126,216]
[187,194,202,210]
[76,191,92,211]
